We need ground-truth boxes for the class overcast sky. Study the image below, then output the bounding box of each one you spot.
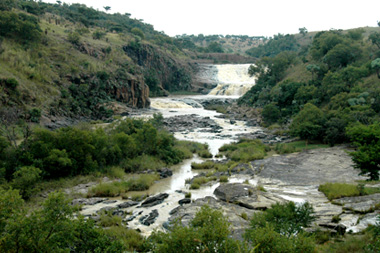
[43,0,380,37]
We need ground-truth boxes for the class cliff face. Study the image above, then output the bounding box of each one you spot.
[123,43,194,94]
[114,76,150,108]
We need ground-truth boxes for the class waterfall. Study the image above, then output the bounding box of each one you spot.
[197,64,256,96]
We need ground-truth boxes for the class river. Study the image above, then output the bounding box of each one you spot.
[80,64,260,235]
[79,64,378,236]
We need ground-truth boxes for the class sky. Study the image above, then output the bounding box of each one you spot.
[43,0,380,37]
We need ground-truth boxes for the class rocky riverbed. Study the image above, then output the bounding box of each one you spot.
[71,146,380,238]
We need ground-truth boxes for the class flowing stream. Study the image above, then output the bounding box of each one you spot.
[79,64,377,235]
[81,64,261,235]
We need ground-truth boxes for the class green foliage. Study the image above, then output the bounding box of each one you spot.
[0,119,187,191]
[104,226,146,252]
[92,29,106,40]
[67,31,81,45]
[319,182,378,200]
[0,190,125,252]
[369,32,380,49]
[28,108,41,123]
[205,41,224,53]
[87,174,158,197]
[245,202,316,252]
[219,175,228,182]
[148,205,243,252]
[250,202,315,237]
[131,27,145,39]
[289,103,325,142]
[371,58,380,78]
[274,141,329,154]
[347,122,380,180]
[0,11,41,44]
[246,34,299,58]
[11,166,41,199]
[0,0,16,11]
[219,139,267,163]
[262,103,281,125]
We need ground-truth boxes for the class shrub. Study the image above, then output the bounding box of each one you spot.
[219,139,267,163]
[11,166,41,199]
[68,31,81,45]
[219,176,228,182]
[249,201,315,237]
[99,212,122,227]
[104,226,145,252]
[148,205,243,252]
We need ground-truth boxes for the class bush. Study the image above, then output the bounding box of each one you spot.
[148,205,243,252]
[249,202,315,237]
[219,139,267,163]
[11,166,41,199]
[104,226,145,252]
[68,31,81,45]
[219,176,228,182]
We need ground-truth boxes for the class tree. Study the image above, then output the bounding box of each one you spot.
[299,27,308,36]
[0,0,16,11]
[131,27,144,39]
[371,58,380,79]
[369,32,380,49]
[262,103,281,125]
[346,122,380,180]
[289,103,325,143]
[12,166,42,199]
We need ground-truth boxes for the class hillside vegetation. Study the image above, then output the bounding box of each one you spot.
[239,26,380,179]
[0,0,200,121]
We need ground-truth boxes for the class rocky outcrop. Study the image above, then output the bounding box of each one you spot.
[252,146,366,185]
[163,115,222,133]
[140,209,159,226]
[157,168,173,179]
[214,183,255,202]
[123,43,194,93]
[140,193,169,208]
[114,77,150,108]
[333,193,380,213]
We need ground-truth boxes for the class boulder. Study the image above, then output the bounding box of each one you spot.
[178,198,191,205]
[140,193,169,208]
[158,168,173,178]
[214,183,255,202]
[139,209,159,226]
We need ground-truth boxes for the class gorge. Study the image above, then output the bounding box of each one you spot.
[74,64,380,238]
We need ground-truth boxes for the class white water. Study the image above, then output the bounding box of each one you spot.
[201,64,256,96]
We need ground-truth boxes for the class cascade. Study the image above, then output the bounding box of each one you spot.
[198,64,256,96]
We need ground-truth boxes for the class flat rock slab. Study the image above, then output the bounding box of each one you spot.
[333,193,380,213]
[252,146,366,185]
[72,197,108,206]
